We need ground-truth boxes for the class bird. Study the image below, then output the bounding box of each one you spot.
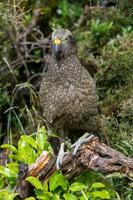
[39,28,99,167]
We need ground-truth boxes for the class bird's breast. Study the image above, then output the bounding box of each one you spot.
[39,56,98,126]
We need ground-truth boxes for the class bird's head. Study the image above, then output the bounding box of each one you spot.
[51,29,77,60]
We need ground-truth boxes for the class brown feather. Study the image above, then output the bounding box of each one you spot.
[39,29,100,137]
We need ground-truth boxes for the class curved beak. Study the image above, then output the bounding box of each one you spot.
[52,38,62,59]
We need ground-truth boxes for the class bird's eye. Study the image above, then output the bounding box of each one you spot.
[65,37,68,41]
[49,36,52,40]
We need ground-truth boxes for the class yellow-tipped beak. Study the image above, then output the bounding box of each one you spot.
[53,38,61,45]
[52,38,62,59]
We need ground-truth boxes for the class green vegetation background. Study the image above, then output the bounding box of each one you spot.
[0,0,133,199]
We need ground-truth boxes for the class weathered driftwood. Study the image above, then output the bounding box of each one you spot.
[14,135,133,198]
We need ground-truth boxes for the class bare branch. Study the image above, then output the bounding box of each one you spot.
[14,135,133,198]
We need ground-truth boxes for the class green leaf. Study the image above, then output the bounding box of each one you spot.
[7,162,18,174]
[36,126,47,152]
[18,136,37,164]
[0,190,18,200]
[43,181,48,192]
[0,166,17,178]
[1,144,18,153]
[35,190,58,200]
[69,182,86,192]
[21,135,37,149]
[0,176,5,189]
[26,177,43,190]
[25,197,36,200]
[63,193,78,200]
[92,190,110,199]
[34,189,45,199]
[49,171,68,191]
[91,182,105,189]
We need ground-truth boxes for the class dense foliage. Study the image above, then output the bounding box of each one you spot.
[0,0,133,199]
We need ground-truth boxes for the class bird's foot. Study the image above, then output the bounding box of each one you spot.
[56,142,67,170]
[56,133,94,169]
[71,133,94,156]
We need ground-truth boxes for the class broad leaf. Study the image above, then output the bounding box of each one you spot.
[0,190,18,200]
[0,166,17,178]
[36,126,47,152]
[35,190,58,200]
[1,144,18,153]
[69,182,86,192]
[18,137,37,164]
[91,182,105,189]
[92,190,110,199]
[26,176,43,190]
[20,135,37,149]
[49,171,68,191]
[63,193,78,200]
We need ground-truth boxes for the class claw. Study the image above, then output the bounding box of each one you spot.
[56,133,95,169]
[72,133,94,155]
[56,142,67,170]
